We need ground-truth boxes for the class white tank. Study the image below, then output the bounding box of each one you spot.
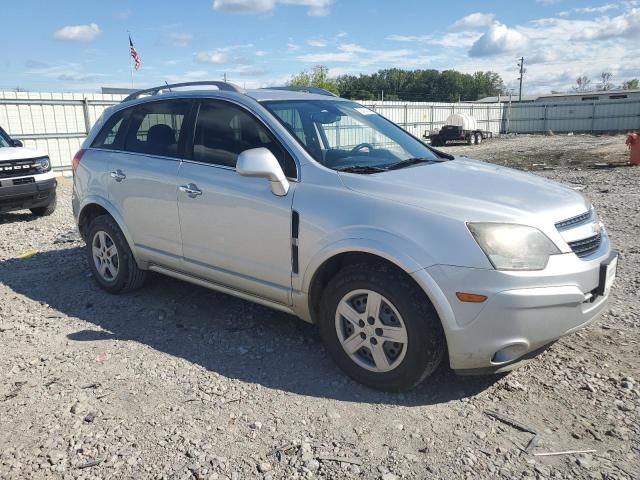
[445,113,477,131]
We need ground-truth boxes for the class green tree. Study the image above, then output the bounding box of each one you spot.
[288,65,340,95]
[335,68,504,101]
[622,78,639,90]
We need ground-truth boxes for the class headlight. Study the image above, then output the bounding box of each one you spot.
[35,157,51,173]
[467,223,560,271]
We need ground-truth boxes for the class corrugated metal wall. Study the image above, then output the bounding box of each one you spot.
[1,91,638,170]
[0,91,125,170]
[507,98,640,134]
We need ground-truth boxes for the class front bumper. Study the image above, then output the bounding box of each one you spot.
[413,237,614,372]
[0,172,57,213]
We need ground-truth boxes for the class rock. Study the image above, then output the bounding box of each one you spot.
[304,459,320,471]
[381,473,398,480]
[257,462,272,473]
[249,421,262,430]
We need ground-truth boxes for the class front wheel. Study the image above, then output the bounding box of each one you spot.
[30,191,57,216]
[318,263,446,391]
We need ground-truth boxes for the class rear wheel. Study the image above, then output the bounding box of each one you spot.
[467,134,476,145]
[30,191,57,217]
[86,215,147,294]
[475,133,482,145]
[318,263,445,391]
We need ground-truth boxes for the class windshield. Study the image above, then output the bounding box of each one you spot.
[0,130,12,148]
[262,100,442,171]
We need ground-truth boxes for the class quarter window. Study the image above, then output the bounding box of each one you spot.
[92,109,129,149]
[193,101,297,178]
[124,100,190,158]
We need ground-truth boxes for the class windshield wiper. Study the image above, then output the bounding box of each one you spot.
[386,157,436,170]
[337,165,388,174]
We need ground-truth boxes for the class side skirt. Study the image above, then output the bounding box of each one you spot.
[148,265,297,316]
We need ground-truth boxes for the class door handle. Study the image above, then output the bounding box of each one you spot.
[110,169,126,182]
[179,183,202,198]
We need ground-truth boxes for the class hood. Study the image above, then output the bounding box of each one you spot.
[0,146,47,162]
[338,158,590,225]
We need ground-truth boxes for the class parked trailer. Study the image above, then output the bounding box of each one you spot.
[426,113,493,146]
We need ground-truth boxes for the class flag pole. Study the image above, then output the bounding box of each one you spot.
[128,31,134,89]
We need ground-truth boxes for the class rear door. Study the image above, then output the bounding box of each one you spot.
[176,99,297,304]
[107,99,192,270]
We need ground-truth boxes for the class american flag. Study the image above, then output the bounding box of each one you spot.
[129,35,141,70]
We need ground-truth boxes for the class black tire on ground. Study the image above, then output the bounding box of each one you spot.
[467,134,476,145]
[475,133,482,145]
[30,191,57,216]
[318,262,446,392]
[86,215,147,294]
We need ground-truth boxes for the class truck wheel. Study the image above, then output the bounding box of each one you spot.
[30,192,57,217]
[475,133,482,145]
[86,215,147,294]
[318,263,445,391]
[467,134,476,145]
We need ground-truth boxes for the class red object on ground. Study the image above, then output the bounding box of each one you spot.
[626,133,640,166]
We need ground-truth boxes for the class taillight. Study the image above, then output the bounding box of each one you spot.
[72,149,86,176]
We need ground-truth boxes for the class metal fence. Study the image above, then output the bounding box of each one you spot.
[1,90,638,171]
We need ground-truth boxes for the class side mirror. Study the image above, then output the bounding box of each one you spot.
[13,139,23,147]
[236,147,290,196]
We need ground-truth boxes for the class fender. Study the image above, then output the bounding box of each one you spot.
[77,194,145,268]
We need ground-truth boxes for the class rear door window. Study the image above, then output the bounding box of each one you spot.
[124,100,191,158]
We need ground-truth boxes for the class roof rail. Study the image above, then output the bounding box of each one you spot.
[263,86,338,97]
[122,81,245,102]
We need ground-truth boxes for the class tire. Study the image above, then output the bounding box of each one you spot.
[475,133,482,145]
[86,215,147,294]
[467,134,476,145]
[30,191,57,217]
[318,263,446,392]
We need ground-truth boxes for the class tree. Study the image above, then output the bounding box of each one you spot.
[622,79,639,90]
[288,65,340,95]
[573,75,592,92]
[335,68,504,102]
[598,72,613,91]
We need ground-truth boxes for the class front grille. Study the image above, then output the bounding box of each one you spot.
[555,209,592,230]
[13,177,35,185]
[0,159,42,178]
[568,233,602,257]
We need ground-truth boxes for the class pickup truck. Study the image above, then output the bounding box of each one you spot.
[0,126,57,216]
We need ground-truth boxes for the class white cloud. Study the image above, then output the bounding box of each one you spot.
[25,61,107,82]
[167,32,193,47]
[287,43,301,51]
[307,39,327,47]
[386,31,480,48]
[212,0,332,16]
[451,12,495,31]
[571,8,640,40]
[574,4,618,14]
[53,23,101,42]
[194,51,229,64]
[298,43,414,66]
[468,22,528,57]
[536,0,563,5]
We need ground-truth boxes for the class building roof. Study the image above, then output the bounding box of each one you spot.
[476,89,640,103]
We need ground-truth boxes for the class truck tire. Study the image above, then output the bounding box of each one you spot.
[318,262,446,391]
[467,134,476,145]
[30,191,57,217]
[475,133,482,145]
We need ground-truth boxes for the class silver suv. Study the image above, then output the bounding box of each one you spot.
[72,81,617,391]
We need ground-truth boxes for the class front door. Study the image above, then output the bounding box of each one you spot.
[108,99,191,270]
[177,100,297,304]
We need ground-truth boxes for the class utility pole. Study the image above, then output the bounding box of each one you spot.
[223,72,227,82]
[517,57,525,102]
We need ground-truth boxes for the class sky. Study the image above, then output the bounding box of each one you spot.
[1,0,639,96]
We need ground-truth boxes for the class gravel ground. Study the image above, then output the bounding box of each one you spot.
[0,135,638,480]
